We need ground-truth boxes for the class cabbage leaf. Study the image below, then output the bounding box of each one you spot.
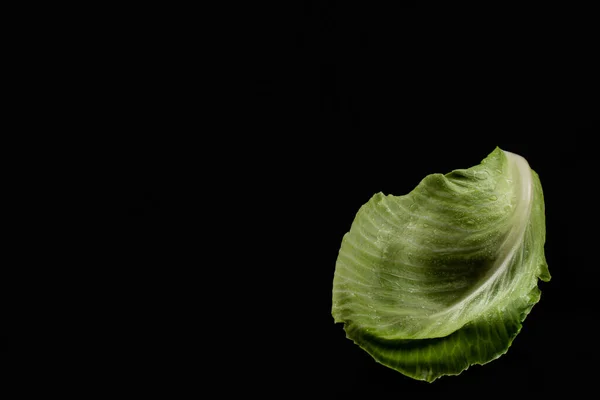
[332,147,550,382]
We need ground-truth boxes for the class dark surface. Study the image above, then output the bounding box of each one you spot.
[116,4,599,397]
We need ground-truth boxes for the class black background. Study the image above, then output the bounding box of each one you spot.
[118,4,599,397]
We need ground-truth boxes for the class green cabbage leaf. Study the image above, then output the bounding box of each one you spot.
[332,148,550,382]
